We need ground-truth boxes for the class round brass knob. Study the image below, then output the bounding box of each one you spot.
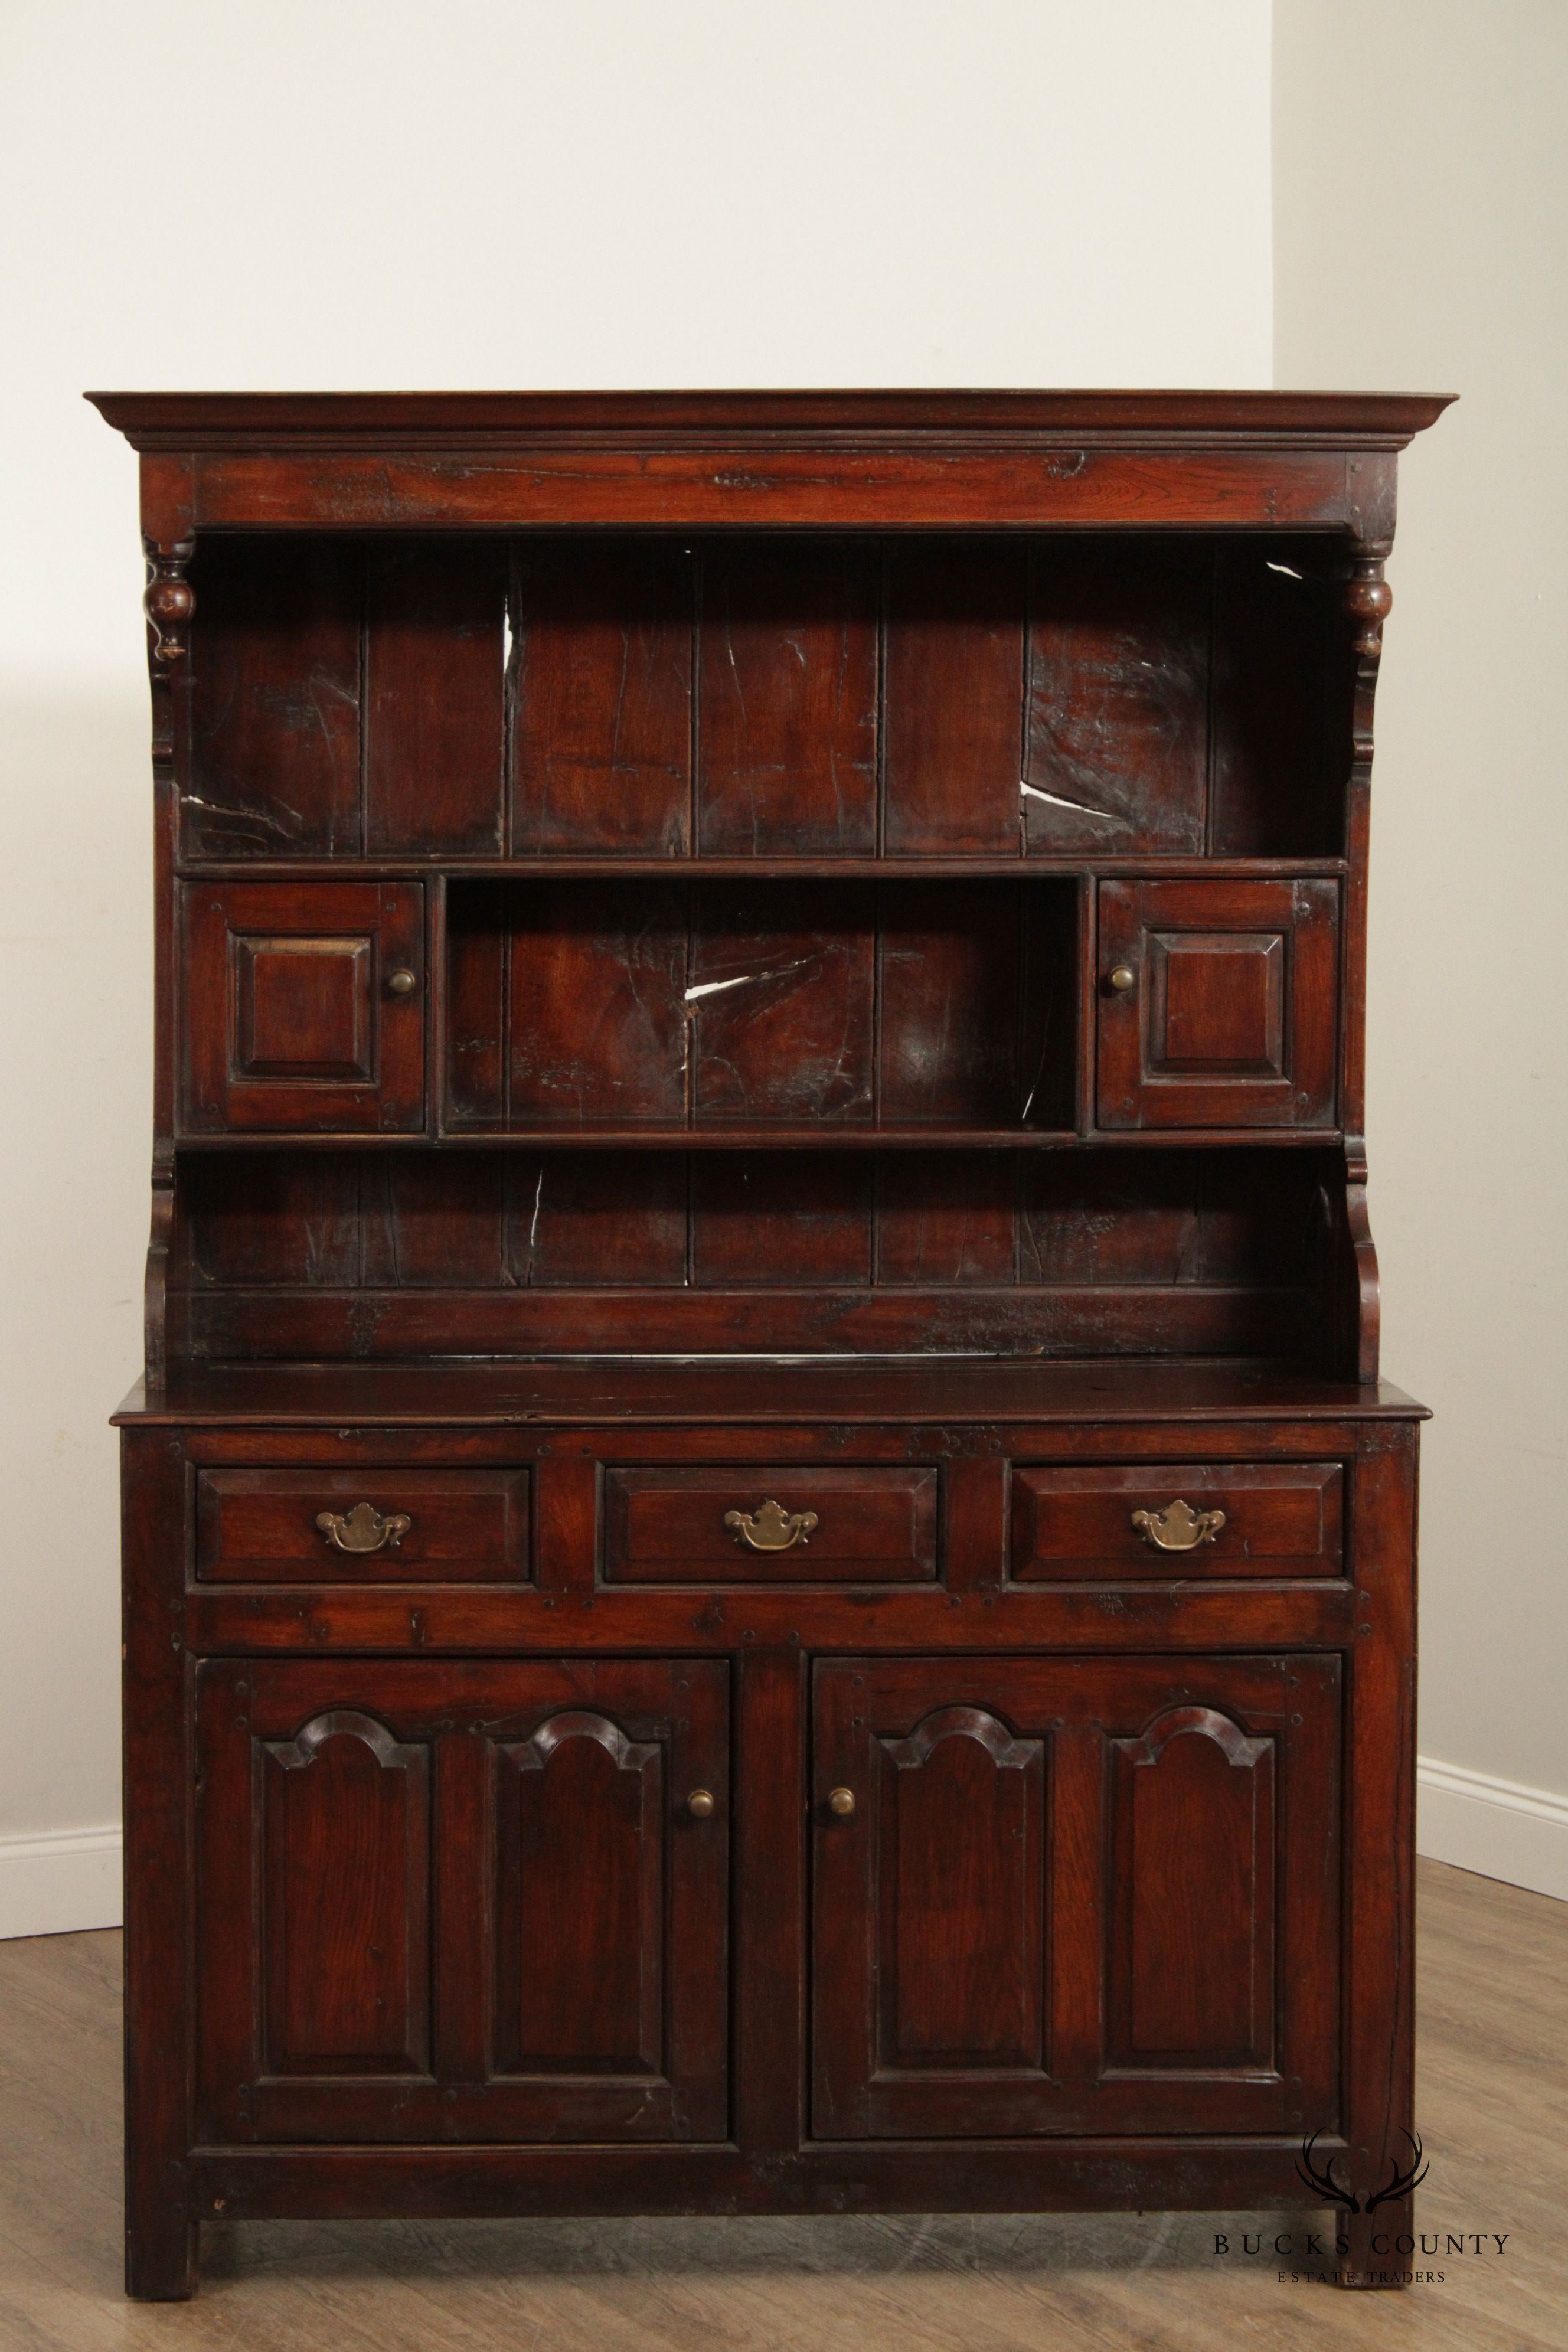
[1107,965,1138,992]
[827,1787,857,1818]
[686,1789,715,1819]
[387,968,419,996]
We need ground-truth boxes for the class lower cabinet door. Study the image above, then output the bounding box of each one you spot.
[196,1658,728,2142]
[812,1654,1340,2139]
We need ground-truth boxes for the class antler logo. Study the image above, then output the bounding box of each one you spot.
[1296,2128,1429,2215]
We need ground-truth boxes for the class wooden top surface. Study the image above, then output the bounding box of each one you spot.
[86,388,1455,449]
[112,1359,1429,1427]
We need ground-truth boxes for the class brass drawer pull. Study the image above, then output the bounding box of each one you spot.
[1131,1498,1226,1553]
[315,1502,413,1555]
[827,1787,857,1818]
[724,1498,819,1553]
[686,1789,716,1819]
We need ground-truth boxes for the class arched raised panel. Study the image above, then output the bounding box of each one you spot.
[814,1655,1339,2141]
[1106,1704,1276,2072]
[492,1710,664,2078]
[878,1707,1046,2069]
[260,1710,431,2077]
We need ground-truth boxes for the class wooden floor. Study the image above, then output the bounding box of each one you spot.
[0,1858,1563,2350]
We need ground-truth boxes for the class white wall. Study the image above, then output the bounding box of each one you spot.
[0,1,1273,1933]
[1275,2,1568,1896]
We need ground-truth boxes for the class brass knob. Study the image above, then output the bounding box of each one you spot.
[386,967,419,996]
[1107,965,1138,992]
[827,1787,856,1818]
[685,1789,715,1819]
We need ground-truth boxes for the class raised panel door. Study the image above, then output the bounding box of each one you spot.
[195,1659,728,2142]
[812,1654,1339,2139]
[182,881,426,1132]
[1097,878,1338,1129]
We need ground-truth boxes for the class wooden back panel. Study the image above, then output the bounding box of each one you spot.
[172,1145,1337,1363]
[182,532,1343,865]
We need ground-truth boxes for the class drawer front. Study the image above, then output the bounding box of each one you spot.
[603,1465,939,1583]
[195,1467,530,1583]
[1010,1462,1342,1580]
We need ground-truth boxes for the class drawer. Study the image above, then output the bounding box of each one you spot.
[195,1467,530,1583]
[603,1466,939,1583]
[1010,1462,1342,1580]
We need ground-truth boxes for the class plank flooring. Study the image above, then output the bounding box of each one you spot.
[0,1858,1562,2349]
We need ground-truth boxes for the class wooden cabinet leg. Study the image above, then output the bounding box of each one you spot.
[125,2210,198,2302]
[1333,1426,1420,2291]
[1337,2196,1414,2291]
[122,1429,198,2301]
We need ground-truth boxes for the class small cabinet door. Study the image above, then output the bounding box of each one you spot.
[182,881,425,1131]
[812,1653,1339,2139]
[196,1658,728,2142]
[1097,878,1337,1129]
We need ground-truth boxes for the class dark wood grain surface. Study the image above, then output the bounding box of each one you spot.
[87,388,1456,436]
[98,390,1445,2295]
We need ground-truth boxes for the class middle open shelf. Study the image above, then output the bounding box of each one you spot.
[445,876,1079,1138]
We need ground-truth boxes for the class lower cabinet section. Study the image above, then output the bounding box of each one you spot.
[812,1654,1341,2138]
[195,1658,729,2142]
[192,1647,1342,2155]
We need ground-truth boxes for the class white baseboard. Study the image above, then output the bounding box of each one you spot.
[0,1824,122,1939]
[1417,1756,1568,1902]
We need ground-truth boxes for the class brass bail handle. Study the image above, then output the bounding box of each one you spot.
[724,1498,819,1553]
[1131,1498,1226,1553]
[316,1502,413,1555]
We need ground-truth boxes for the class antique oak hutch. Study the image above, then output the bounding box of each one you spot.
[90,390,1448,2296]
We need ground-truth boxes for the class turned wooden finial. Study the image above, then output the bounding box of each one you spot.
[143,541,195,665]
[1344,547,1392,659]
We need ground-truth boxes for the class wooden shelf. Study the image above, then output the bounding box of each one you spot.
[175,855,1353,882]
[113,1357,1430,1429]
[174,1126,1344,1151]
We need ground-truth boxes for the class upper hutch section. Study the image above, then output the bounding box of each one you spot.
[90,392,1451,1379]
[90,388,1449,880]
